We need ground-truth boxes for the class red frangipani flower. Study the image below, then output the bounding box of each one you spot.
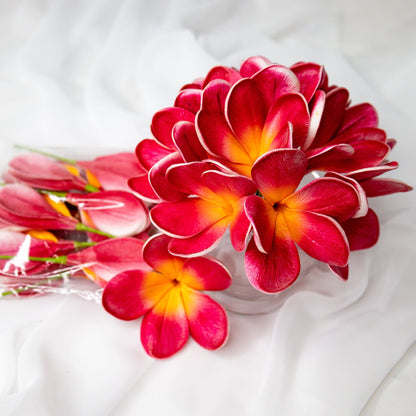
[102,234,231,358]
[150,162,257,256]
[244,149,361,293]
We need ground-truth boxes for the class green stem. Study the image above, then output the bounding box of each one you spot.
[73,241,96,249]
[1,274,66,297]
[38,189,68,198]
[14,144,78,165]
[0,254,68,264]
[75,223,115,238]
[84,183,101,193]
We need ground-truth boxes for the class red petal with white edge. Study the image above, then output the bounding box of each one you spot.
[283,177,360,222]
[226,78,267,159]
[174,89,202,114]
[149,152,187,201]
[68,190,149,237]
[201,80,231,114]
[337,103,379,135]
[78,152,145,192]
[67,237,150,285]
[283,208,349,267]
[262,93,309,149]
[329,264,349,280]
[203,66,242,87]
[166,161,219,199]
[150,198,227,238]
[331,127,387,145]
[128,174,161,203]
[172,121,208,163]
[346,161,398,181]
[182,287,228,350]
[8,153,87,191]
[0,184,77,230]
[359,178,413,197]
[179,256,232,291]
[196,109,252,166]
[244,225,300,293]
[142,233,185,279]
[229,197,252,252]
[342,208,379,251]
[141,286,189,358]
[245,195,276,253]
[102,269,174,321]
[303,90,326,150]
[307,141,390,173]
[290,62,324,102]
[251,149,307,205]
[323,172,368,218]
[239,55,272,77]
[151,107,195,148]
[201,170,257,199]
[135,139,172,171]
[168,218,229,256]
[251,65,300,110]
[312,87,349,148]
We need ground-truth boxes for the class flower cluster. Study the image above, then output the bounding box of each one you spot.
[0,56,412,358]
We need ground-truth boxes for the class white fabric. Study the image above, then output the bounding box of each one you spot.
[0,0,415,415]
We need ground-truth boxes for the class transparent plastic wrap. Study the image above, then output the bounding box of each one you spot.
[0,145,150,301]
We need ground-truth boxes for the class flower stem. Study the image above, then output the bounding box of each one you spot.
[75,223,115,238]
[14,144,78,165]
[0,254,68,264]
[1,274,66,297]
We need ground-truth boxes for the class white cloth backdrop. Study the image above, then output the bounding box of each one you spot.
[0,0,415,415]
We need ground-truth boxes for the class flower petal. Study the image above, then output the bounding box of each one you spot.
[172,121,208,162]
[128,174,161,203]
[141,286,189,358]
[329,264,349,280]
[174,88,202,114]
[359,178,413,197]
[229,197,252,252]
[290,62,324,102]
[303,90,326,150]
[150,198,227,238]
[282,177,360,222]
[262,93,309,149]
[149,152,188,201]
[135,139,172,171]
[346,161,399,181]
[312,87,349,148]
[151,107,195,148]
[282,208,349,266]
[168,218,229,256]
[201,79,231,114]
[142,234,184,278]
[341,208,379,251]
[252,64,300,110]
[182,287,228,350]
[251,149,307,205]
[337,103,378,135]
[203,65,241,87]
[226,78,267,160]
[102,269,174,320]
[239,55,272,77]
[179,256,232,291]
[244,223,300,294]
[244,195,276,253]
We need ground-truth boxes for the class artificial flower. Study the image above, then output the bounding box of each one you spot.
[102,234,231,358]
[244,148,361,293]
[150,162,257,255]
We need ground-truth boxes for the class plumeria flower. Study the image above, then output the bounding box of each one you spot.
[150,162,257,255]
[77,152,146,192]
[65,190,150,238]
[66,237,148,287]
[244,149,361,293]
[0,184,78,231]
[3,153,94,192]
[102,234,232,358]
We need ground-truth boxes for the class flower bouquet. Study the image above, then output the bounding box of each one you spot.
[0,56,412,358]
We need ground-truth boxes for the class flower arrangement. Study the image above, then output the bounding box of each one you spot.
[0,56,412,358]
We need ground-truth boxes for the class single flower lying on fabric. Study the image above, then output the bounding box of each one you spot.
[0,55,413,359]
[103,234,231,358]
